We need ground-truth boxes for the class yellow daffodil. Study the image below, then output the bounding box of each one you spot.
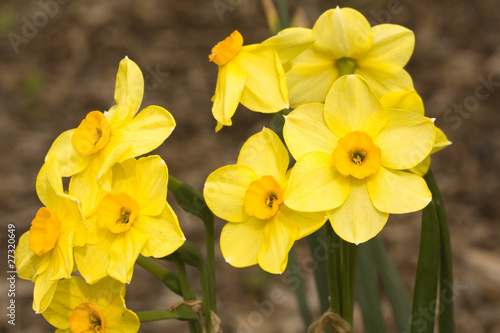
[204,128,326,274]
[210,30,290,131]
[15,157,87,313]
[284,75,435,244]
[380,90,452,175]
[286,6,415,108]
[42,276,139,332]
[46,57,176,216]
[74,155,185,284]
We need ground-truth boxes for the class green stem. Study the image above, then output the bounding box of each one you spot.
[287,247,312,328]
[325,225,342,315]
[308,225,330,314]
[135,255,182,295]
[277,0,290,29]
[168,175,217,312]
[137,307,199,322]
[341,240,359,326]
[424,170,454,332]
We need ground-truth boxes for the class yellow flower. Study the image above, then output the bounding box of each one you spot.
[204,128,326,273]
[46,57,176,216]
[284,75,435,244]
[74,155,185,284]
[286,6,415,107]
[210,29,309,131]
[15,157,87,313]
[379,90,452,175]
[42,276,139,332]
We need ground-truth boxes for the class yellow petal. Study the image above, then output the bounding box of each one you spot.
[313,7,373,59]
[220,217,266,268]
[325,75,387,138]
[109,105,176,162]
[36,157,64,211]
[361,24,414,67]
[374,109,435,169]
[212,60,247,126]
[354,62,414,97]
[236,45,289,112]
[74,233,115,284]
[204,165,257,222]
[15,232,43,281]
[45,129,89,177]
[258,212,298,274]
[98,143,132,181]
[279,205,327,240]
[111,156,168,216]
[69,160,107,217]
[286,48,337,107]
[367,167,431,214]
[134,203,185,258]
[261,27,314,71]
[431,126,452,154]
[237,128,288,183]
[108,57,144,126]
[285,151,349,212]
[283,103,338,160]
[328,178,389,244]
[108,228,148,283]
[380,90,424,115]
[409,156,431,176]
[33,273,58,313]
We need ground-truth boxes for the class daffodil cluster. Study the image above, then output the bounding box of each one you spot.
[15,57,185,332]
[207,6,450,272]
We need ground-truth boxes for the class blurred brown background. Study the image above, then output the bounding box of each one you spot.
[1,0,499,332]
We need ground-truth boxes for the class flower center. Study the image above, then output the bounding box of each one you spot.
[332,131,381,179]
[69,302,106,333]
[97,193,140,234]
[244,175,284,220]
[335,57,357,76]
[29,207,60,256]
[71,111,111,155]
[209,30,243,66]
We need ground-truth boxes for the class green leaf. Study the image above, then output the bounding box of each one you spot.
[411,201,440,333]
[370,236,411,332]
[357,241,385,333]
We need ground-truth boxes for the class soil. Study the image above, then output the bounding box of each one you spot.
[1,0,499,332]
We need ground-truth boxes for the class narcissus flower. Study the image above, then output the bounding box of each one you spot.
[204,128,326,274]
[42,276,139,332]
[210,29,313,131]
[284,75,435,244]
[380,90,451,175]
[15,157,87,313]
[46,57,176,216]
[75,156,185,284]
[286,6,415,107]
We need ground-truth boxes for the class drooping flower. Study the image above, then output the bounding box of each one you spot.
[46,57,176,216]
[209,29,313,131]
[42,276,139,333]
[74,155,185,284]
[284,75,436,244]
[379,90,452,175]
[286,6,415,107]
[15,156,87,313]
[204,128,326,273]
